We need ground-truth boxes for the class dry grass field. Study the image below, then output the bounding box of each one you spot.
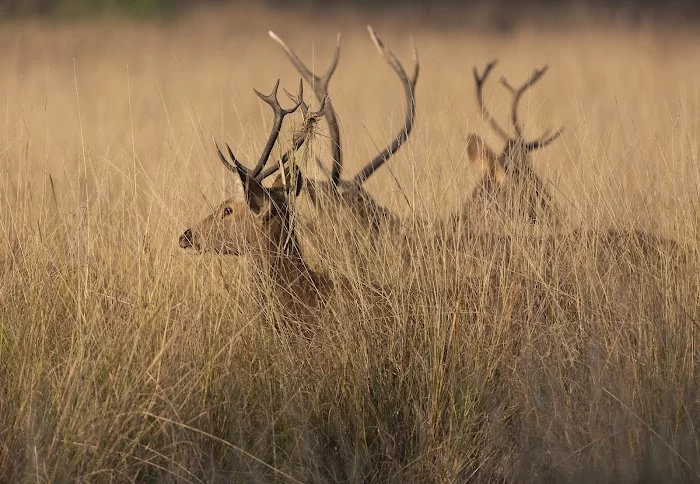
[1,4,700,482]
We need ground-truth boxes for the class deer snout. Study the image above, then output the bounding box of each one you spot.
[179,228,193,249]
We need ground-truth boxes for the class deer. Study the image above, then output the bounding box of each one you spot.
[415,60,691,280]
[179,79,336,319]
[460,60,565,229]
[267,25,419,242]
[178,79,427,329]
[178,76,689,338]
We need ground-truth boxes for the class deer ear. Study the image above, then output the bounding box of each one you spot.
[240,174,266,213]
[271,166,305,198]
[467,134,497,174]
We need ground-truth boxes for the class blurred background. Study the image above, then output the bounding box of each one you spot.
[0,0,698,235]
[1,0,700,29]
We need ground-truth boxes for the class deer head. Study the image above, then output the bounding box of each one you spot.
[179,80,311,257]
[467,60,564,225]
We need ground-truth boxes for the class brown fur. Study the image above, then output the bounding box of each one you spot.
[180,172,334,317]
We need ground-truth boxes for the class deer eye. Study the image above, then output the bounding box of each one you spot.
[222,207,233,218]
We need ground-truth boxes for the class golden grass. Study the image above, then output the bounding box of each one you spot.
[1,5,700,482]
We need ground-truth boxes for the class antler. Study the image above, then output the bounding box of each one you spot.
[524,128,565,151]
[351,25,420,186]
[500,65,564,148]
[473,60,510,141]
[215,79,301,179]
[258,84,329,181]
[268,30,343,188]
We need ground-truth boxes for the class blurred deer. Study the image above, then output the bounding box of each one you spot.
[268,25,419,238]
[462,60,564,227]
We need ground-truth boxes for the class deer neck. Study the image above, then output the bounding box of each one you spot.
[251,221,333,312]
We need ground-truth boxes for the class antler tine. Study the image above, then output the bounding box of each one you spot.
[500,65,549,138]
[258,90,330,182]
[251,79,302,178]
[269,30,343,188]
[214,137,250,177]
[525,126,565,151]
[283,79,308,116]
[473,60,510,141]
[352,25,420,186]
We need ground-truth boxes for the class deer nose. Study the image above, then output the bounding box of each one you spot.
[179,229,193,249]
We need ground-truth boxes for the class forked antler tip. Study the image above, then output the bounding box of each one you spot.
[500,75,515,93]
[474,59,498,83]
[253,78,281,102]
[282,79,305,109]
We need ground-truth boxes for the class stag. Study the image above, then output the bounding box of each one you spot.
[267,25,419,238]
[179,80,336,316]
[178,73,688,337]
[462,60,564,228]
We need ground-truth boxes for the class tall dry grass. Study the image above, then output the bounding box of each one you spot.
[1,5,700,482]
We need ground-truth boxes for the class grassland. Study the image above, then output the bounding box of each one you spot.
[1,5,700,482]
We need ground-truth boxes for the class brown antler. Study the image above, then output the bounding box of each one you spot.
[500,65,564,148]
[524,128,565,151]
[215,79,301,179]
[257,84,329,181]
[268,30,343,188]
[473,60,510,141]
[351,25,420,186]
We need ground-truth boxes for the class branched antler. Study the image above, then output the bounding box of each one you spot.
[215,79,301,180]
[258,83,329,181]
[499,65,565,149]
[473,60,509,141]
[268,30,343,187]
[269,27,419,191]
